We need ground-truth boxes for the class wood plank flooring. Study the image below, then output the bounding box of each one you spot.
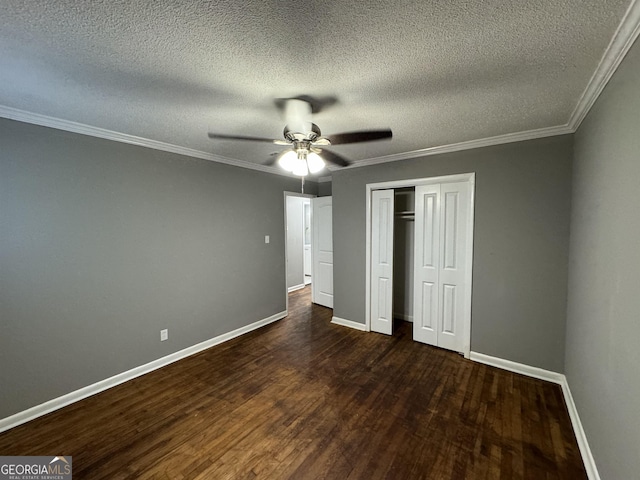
[0,286,586,479]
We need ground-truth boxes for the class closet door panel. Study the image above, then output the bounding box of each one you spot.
[420,281,436,330]
[437,182,469,353]
[413,184,440,346]
[371,190,394,335]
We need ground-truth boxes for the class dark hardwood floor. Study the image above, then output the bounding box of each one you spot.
[0,286,586,479]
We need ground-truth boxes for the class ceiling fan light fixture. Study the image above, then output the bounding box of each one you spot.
[292,158,309,176]
[277,150,297,171]
[307,152,325,173]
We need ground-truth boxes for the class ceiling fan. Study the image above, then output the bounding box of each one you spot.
[208,97,392,176]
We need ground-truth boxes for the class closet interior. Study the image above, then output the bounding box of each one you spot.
[393,187,415,330]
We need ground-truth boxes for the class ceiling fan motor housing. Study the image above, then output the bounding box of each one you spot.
[284,123,322,143]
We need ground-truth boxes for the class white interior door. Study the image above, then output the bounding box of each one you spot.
[371,190,394,335]
[436,181,470,353]
[312,197,333,308]
[413,181,470,353]
[413,184,440,346]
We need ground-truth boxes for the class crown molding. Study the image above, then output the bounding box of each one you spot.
[0,104,574,172]
[347,124,574,169]
[0,105,299,178]
[568,0,640,130]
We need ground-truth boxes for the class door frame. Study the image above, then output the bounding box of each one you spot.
[284,192,316,314]
[365,173,476,358]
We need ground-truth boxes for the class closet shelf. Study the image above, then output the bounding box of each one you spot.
[395,210,415,220]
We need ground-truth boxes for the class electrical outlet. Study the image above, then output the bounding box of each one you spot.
[160,329,168,342]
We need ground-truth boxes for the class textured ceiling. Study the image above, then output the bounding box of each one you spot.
[0,0,633,172]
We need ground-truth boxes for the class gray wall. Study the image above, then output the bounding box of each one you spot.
[0,118,306,419]
[332,135,573,372]
[565,38,640,479]
[317,180,332,197]
[286,195,305,289]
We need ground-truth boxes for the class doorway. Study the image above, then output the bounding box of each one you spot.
[365,173,475,357]
[285,193,314,296]
[284,193,334,312]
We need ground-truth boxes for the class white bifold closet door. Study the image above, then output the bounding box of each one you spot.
[371,189,394,335]
[413,182,470,353]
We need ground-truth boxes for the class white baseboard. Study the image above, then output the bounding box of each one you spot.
[469,352,564,384]
[469,351,600,480]
[558,377,600,480]
[287,283,306,293]
[331,316,367,331]
[0,310,287,434]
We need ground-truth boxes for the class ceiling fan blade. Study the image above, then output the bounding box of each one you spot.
[208,132,283,144]
[263,152,281,166]
[312,137,331,146]
[319,149,351,167]
[326,129,392,145]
